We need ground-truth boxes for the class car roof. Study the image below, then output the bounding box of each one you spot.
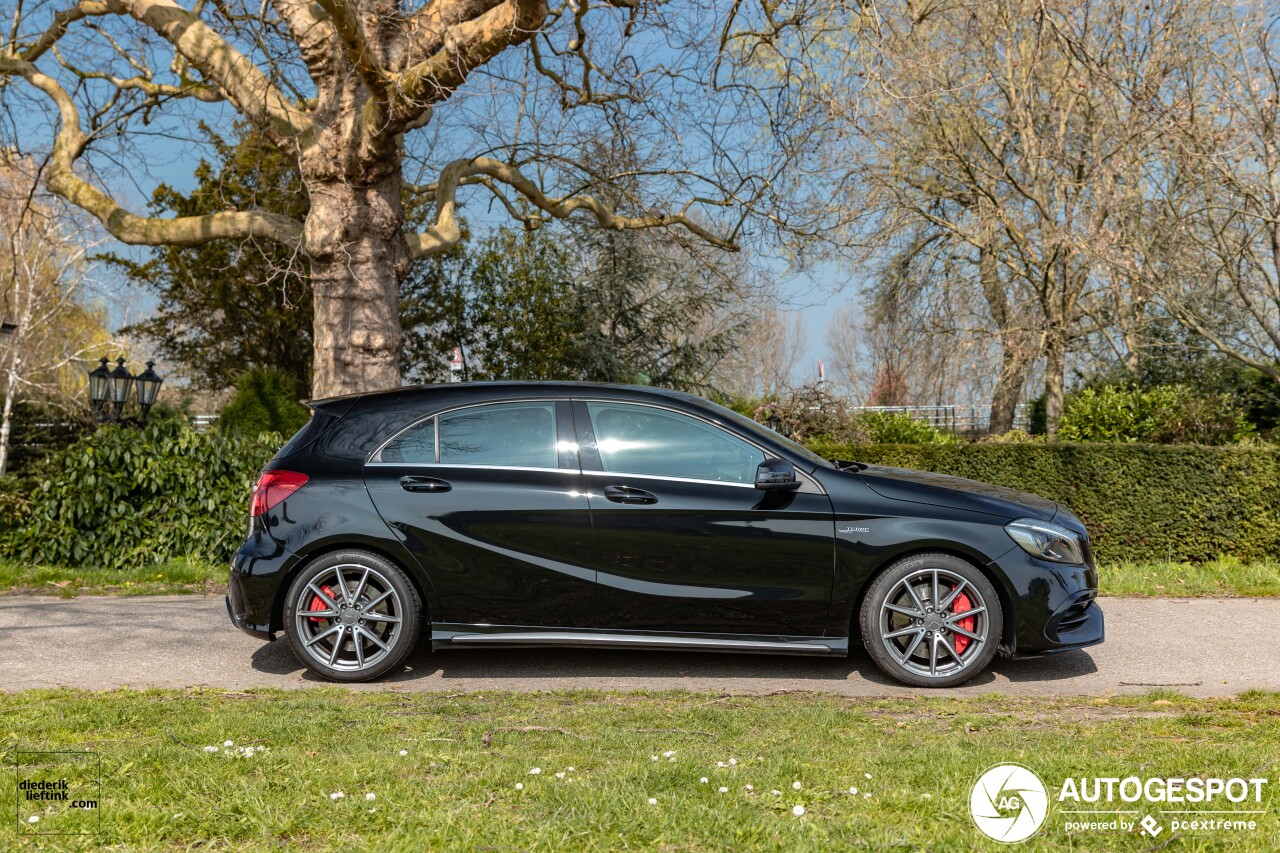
[309,381,705,410]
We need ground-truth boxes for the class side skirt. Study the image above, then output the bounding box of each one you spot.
[430,625,847,656]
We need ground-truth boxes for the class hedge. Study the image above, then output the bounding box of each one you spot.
[0,419,279,570]
[807,441,1280,563]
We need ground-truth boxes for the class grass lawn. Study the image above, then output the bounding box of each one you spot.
[1103,557,1280,598]
[3,556,1280,598]
[1,689,1277,850]
[0,557,224,596]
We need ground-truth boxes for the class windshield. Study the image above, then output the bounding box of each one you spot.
[699,399,837,470]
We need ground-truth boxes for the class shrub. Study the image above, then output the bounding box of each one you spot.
[218,367,309,436]
[753,385,868,444]
[1057,384,1253,445]
[854,411,955,444]
[805,440,1280,563]
[0,418,279,569]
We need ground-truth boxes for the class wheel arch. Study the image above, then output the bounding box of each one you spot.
[271,542,434,634]
[850,547,1017,651]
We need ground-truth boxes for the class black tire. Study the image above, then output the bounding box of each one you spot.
[859,553,1003,688]
[283,550,422,682]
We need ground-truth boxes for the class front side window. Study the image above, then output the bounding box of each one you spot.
[438,402,559,468]
[586,402,764,484]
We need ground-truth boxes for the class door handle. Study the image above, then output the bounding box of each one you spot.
[603,485,658,505]
[399,475,452,493]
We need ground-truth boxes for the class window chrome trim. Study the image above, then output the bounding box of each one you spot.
[368,397,568,466]
[579,469,757,489]
[364,462,583,475]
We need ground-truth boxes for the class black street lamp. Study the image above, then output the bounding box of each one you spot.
[88,357,111,420]
[108,357,133,421]
[134,361,164,422]
[87,356,164,424]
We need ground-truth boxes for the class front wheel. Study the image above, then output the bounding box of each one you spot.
[860,553,1003,688]
[283,551,421,682]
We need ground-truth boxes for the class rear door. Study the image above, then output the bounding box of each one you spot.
[363,399,595,629]
[574,400,836,637]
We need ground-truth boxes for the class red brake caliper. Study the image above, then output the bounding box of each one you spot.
[951,589,975,654]
[308,585,337,624]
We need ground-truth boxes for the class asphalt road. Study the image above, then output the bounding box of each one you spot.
[0,594,1273,697]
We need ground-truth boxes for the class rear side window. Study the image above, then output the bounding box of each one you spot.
[438,402,558,468]
[379,417,436,463]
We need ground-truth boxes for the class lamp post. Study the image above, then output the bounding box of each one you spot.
[87,357,164,424]
[134,361,164,422]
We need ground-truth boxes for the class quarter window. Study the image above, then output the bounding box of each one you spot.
[378,417,436,464]
[586,402,764,484]
[439,402,559,468]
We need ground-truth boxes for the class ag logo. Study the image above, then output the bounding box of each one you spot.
[970,763,1049,843]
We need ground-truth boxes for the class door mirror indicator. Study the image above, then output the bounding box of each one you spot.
[755,458,800,491]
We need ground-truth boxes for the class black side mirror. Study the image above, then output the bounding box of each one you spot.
[755,457,800,491]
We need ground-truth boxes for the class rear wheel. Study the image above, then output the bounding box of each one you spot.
[860,553,1002,688]
[283,551,421,682]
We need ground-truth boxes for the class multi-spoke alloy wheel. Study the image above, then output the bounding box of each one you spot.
[283,551,421,682]
[860,553,1003,688]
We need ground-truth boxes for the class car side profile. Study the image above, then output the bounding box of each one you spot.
[227,382,1103,687]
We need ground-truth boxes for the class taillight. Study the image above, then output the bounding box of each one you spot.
[250,470,309,517]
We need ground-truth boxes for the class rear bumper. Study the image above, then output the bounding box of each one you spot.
[226,530,302,640]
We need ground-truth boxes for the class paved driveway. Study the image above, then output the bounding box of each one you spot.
[0,594,1272,697]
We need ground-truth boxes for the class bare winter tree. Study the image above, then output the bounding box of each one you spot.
[821,0,1188,433]
[1,0,852,396]
[0,156,112,476]
[710,305,804,401]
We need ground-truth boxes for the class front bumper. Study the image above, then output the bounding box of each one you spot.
[987,547,1104,656]
[226,530,302,641]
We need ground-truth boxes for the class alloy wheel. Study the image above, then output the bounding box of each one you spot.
[293,563,404,673]
[877,567,988,679]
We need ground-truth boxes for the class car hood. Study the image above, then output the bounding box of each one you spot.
[852,464,1059,521]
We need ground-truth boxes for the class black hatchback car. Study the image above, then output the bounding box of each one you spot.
[227,382,1102,687]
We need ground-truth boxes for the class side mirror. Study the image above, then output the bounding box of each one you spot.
[755,457,800,491]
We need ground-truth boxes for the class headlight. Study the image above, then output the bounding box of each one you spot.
[1004,518,1086,564]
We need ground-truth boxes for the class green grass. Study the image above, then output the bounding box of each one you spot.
[2,556,1279,598]
[1,690,1277,850]
[1103,556,1280,597]
[0,557,224,596]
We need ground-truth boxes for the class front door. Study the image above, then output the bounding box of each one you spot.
[574,400,835,637]
[364,400,595,629]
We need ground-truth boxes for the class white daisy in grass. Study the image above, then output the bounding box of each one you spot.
[365,793,376,802]
[700,777,709,784]
[771,790,782,796]
[650,755,659,762]
[864,792,872,799]
[27,815,39,824]
[329,792,345,801]
[398,749,408,757]
[728,758,737,766]
[648,797,657,805]
[223,740,234,747]
[745,785,753,792]
[716,761,726,768]
[923,793,932,799]
[566,767,575,772]
[718,786,728,794]
[792,805,806,817]
[849,786,858,795]
[864,772,872,779]
[529,768,541,775]
[555,772,565,779]
[792,781,802,791]
[662,750,675,758]
[515,783,523,791]
[203,746,218,753]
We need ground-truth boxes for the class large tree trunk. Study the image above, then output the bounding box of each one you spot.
[978,240,1027,434]
[1043,323,1067,438]
[303,167,410,399]
[989,348,1029,434]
